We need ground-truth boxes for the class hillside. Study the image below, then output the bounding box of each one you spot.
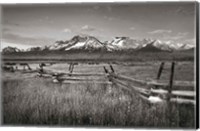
[137,41,163,52]
[2,35,195,54]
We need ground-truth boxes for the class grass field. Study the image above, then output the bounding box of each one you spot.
[2,50,194,62]
[2,61,195,127]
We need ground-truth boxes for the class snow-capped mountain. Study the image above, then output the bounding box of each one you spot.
[48,35,108,51]
[66,36,106,51]
[26,46,42,52]
[106,37,154,50]
[179,43,194,50]
[33,35,196,52]
[105,37,179,51]
[137,41,163,52]
[150,40,173,51]
[2,35,195,53]
[2,46,21,53]
[107,37,139,50]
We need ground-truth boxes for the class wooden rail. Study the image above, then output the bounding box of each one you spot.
[110,76,195,104]
[170,98,195,105]
[148,80,194,89]
[111,78,150,95]
[110,73,147,86]
[106,62,195,105]
[150,89,195,98]
[53,80,112,84]
[53,77,107,81]
[14,61,195,105]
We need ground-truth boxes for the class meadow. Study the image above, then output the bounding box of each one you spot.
[2,50,194,62]
[2,61,195,128]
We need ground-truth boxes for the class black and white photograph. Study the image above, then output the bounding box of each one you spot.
[0,1,198,129]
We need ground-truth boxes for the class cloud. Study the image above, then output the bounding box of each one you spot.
[177,32,188,36]
[103,16,113,21]
[1,40,35,51]
[106,6,112,12]
[81,25,96,32]
[63,28,72,33]
[161,32,189,42]
[90,6,112,13]
[175,7,194,16]
[2,32,56,46]
[49,20,54,24]
[185,38,195,44]
[3,21,20,32]
[44,16,49,20]
[3,20,20,27]
[129,27,135,30]
[148,29,172,34]
[93,6,100,10]
[170,32,188,40]
[2,27,10,33]
[87,6,100,12]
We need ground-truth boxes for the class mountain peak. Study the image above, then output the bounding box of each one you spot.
[52,35,106,51]
[3,35,195,53]
[137,42,163,52]
[2,46,21,53]
[71,35,88,42]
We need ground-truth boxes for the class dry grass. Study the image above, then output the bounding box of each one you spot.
[2,50,194,62]
[44,61,194,81]
[2,77,194,127]
[2,62,195,127]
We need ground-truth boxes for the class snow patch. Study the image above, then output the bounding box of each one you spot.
[65,41,85,50]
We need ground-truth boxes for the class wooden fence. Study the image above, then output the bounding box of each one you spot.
[6,61,195,105]
[104,63,195,105]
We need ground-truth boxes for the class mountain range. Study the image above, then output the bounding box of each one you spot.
[2,35,195,53]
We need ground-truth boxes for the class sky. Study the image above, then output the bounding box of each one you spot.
[1,2,196,50]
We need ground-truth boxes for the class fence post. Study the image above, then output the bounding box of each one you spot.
[168,62,175,101]
[155,62,165,89]
[103,66,108,74]
[109,64,115,73]
[70,63,74,74]
[167,61,175,127]
[26,64,32,70]
[69,63,72,72]
[39,63,44,73]
[69,63,75,76]
[157,62,165,80]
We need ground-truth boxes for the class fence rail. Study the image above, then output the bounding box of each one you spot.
[36,62,195,105]
[110,73,148,86]
[105,62,195,105]
[150,88,195,98]
[5,61,195,105]
[148,80,194,89]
